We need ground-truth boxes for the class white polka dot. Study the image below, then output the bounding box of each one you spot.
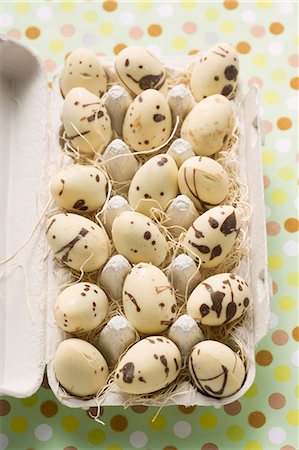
[291,350,299,367]
[275,138,292,153]
[36,6,52,21]
[265,205,271,219]
[129,431,148,448]
[268,42,284,56]
[286,96,298,111]
[294,196,299,210]
[2,14,13,27]
[283,240,299,256]
[120,12,135,26]
[241,10,256,24]
[157,3,174,17]
[268,426,286,444]
[146,44,162,57]
[269,312,279,329]
[278,1,294,16]
[0,434,8,450]
[173,420,192,438]
[34,424,53,441]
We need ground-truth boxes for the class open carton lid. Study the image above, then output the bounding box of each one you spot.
[0,36,271,402]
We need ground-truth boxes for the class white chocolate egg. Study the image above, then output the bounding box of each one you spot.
[112,211,168,266]
[62,87,112,156]
[190,43,239,102]
[54,338,109,397]
[115,46,167,96]
[99,254,131,301]
[50,164,107,212]
[128,154,178,216]
[189,340,246,398]
[123,263,176,335]
[187,273,252,326]
[180,94,234,157]
[54,282,108,333]
[122,89,172,152]
[178,156,229,210]
[168,314,204,357]
[183,205,240,268]
[115,336,182,394]
[46,213,110,272]
[60,48,107,98]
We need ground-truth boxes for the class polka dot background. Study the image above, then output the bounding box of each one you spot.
[1,1,298,449]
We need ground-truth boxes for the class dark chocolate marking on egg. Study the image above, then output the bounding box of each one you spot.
[171,304,176,313]
[67,130,90,140]
[223,278,237,322]
[138,95,143,102]
[244,297,249,307]
[82,102,101,108]
[153,114,165,122]
[155,286,170,294]
[214,76,219,81]
[73,199,88,211]
[159,302,165,307]
[157,156,168,166]
[125,72,165,91]
[220,211,237,235]
[174,358,179,371]
[46,218,56,234]
[208,217,219,229]
[95,174,100,182]
[238,285,243,291]
[192,224,204,239]
[58,179,65,196]
[124,291,141,312]
[147,338,156,344]
[157,338,164,342]
[221,84,233,97]
[87,110,104,122]
[212,51,226,58]
[152,240,156,245]
[210,245,222,261]
[139,377,146,383]
[55,227,89,263]
[125,58,129,67]
[144,231,151,240]
[160,320,173,326]
[188,241,210,254]
[202,282,225,318]
[223,134,228,143]
[144,193,151,199]
[224,65,238,81]
[120,362,135,383]
[160,355,169,377]
[189,355,229,398]
[200,303,210,318]
[144,140,149,145]
[154,353,158,359]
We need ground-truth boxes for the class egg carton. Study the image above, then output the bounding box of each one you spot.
[0,36,271,408]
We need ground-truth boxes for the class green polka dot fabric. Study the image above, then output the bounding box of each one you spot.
[1,1,298,449]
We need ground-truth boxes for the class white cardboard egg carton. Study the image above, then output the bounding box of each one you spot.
[0,36,271,408]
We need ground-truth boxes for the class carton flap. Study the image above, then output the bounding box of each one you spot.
[0,36,49,397]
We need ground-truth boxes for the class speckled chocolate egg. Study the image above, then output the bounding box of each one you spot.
[63,87,112,156]
[60,48,107,98]
[54,338,109,397]
[50,164,107,212]
[122,89,172,152]
[54,282,108,333]
[112,211,168,266]
[46,213,110,272]
[123,263,176,334]
[180,94,234,157]
[189,340,246,398]
[115,46,167,96]
[190,43,239,102]
[183,205,240,268]
[187,273,252,326]
[115,336,182,394]
[178,156,229,210]
[128,154,178,216]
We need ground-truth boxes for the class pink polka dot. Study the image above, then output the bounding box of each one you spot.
[96,51,106,56]
[60,24,75,37]
[248,76,263,88]
[267,221,281,236]
[296,153,299,163]
[129,26,144,40]
[6,29,21,40]
[288,55,299,67]
[263,175,270,189]
[262,120,273,134]
[272,281,278,295]
[183,22,197,34]
[251,25,265,37]
[44,59,56,73]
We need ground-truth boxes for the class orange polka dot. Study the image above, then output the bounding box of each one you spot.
[277,117,292,130]
[102,1,117,12]
[163,447,178,450]
[248,411,266,428]
[201,444,218,450]
[189,49,199,55]
[113,43,127,55]
[131,405,148,413]
[281,446,296,450]
[178,405,196,414]
[110,415,128,432]
[290,77,299,90]
[224,0,239,9]
[40,400,58,417]
[270,22,284,35]
[148,24,162,37]
[236,42,251,54]
[25,26,40,39]
[256,350,273,366]
[292,326,299,342]
[284,218,299,233]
